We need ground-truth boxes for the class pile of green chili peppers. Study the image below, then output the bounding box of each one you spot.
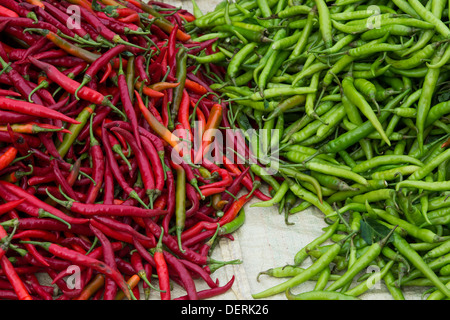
[185,0,450,300]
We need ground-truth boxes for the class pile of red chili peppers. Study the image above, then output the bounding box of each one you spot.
[0,0,269,300]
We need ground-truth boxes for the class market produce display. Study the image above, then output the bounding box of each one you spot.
[186,0,450,300]
[0,0,449,301]
[0,0,254,300]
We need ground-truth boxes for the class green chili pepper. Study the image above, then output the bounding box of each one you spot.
[251,180,289,208]
[416,43,447,152]
[393,232,450,299]
[58,104,96,158]
[175,165,186,253]
[252,232,353,299]
[169,47,187,131]
[343,76,391,146]
[219,209,245,235]
[227,42,258,81]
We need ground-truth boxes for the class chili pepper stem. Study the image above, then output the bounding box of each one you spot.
[129,190,150,209]
[112,144,132,171]
[104,99,128,120]
[0,218,19,249]
[74,76,90,101]
[38,208,72,229]
[191,180,205,200]
[176,227,185,254]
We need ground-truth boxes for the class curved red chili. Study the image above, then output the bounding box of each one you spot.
[110,126,156,206]
[28,57,126,119]
[22,240,132,300]
[85,114,105,204]
[45,189,167,218]
[89,223,118,300]
[0,181,89,226]
[140,135,165,198]
[174,276,235,300]
[0,97,79,125]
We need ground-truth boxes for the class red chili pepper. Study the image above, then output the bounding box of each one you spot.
[12,229,60,243]
[126,0,191,42]
[177,89,193,138]
[148,81,179,91]
[184,228,218,250]
[22,240,132,300]
[32,5,76,39]
[193,101,206,135]
[167,24,178,73]
[180,258,218,288]
[140,135,165,198]
[178,12,196,22]
[0,256,33,300]
[76,44,129,95]
[196,187,226,199]
[108,124,130,157]
[0,4,18,17]
[0,220,31,301]
[174,276,235,300]
[51,159,80,202]
[134,55,150,85]
[222,156,271,201]
[65,0,95,13]
[93,216,154,245]
[141,263,152,299]
[0,223,12,262]
[30,26,99,62]
[99,62,113,84]
[135,81,165,98]
[183,192,248,242]
[51,240,124,286]
[130,250,163,294]
[100,121,147,208]
[0,198,25,216]
[154,227,170,300]
[110,126,156,206]
[4,25,36,46]
[0,2,249,302]
[76,5,120,41]
[145,98,165,124]
[135,90,187,159]
[0,97,79,126]
[25,274,52,300]
[46,188,166,218]
[185,184,200,218]
[163,249,198,300]
[116,7,139,17]
[118,57,143,149]
[219,193,252,226]
[0,181,89,225]
[60,234,90,253]
[181,220,217,242]
[0,122,70,134]
[199,168,233,190]
[0,89,20,97]
[74,274,105,301]
[21,238,51,268]
[185,78,208,95]
[85,114,105,204]
[0,146,17,171]
[161,158,176,233]
[28,57,126,119]
[0,0,36,22]
[89,223,118,300]
[174,123,192,162]
[194,103,223,164]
